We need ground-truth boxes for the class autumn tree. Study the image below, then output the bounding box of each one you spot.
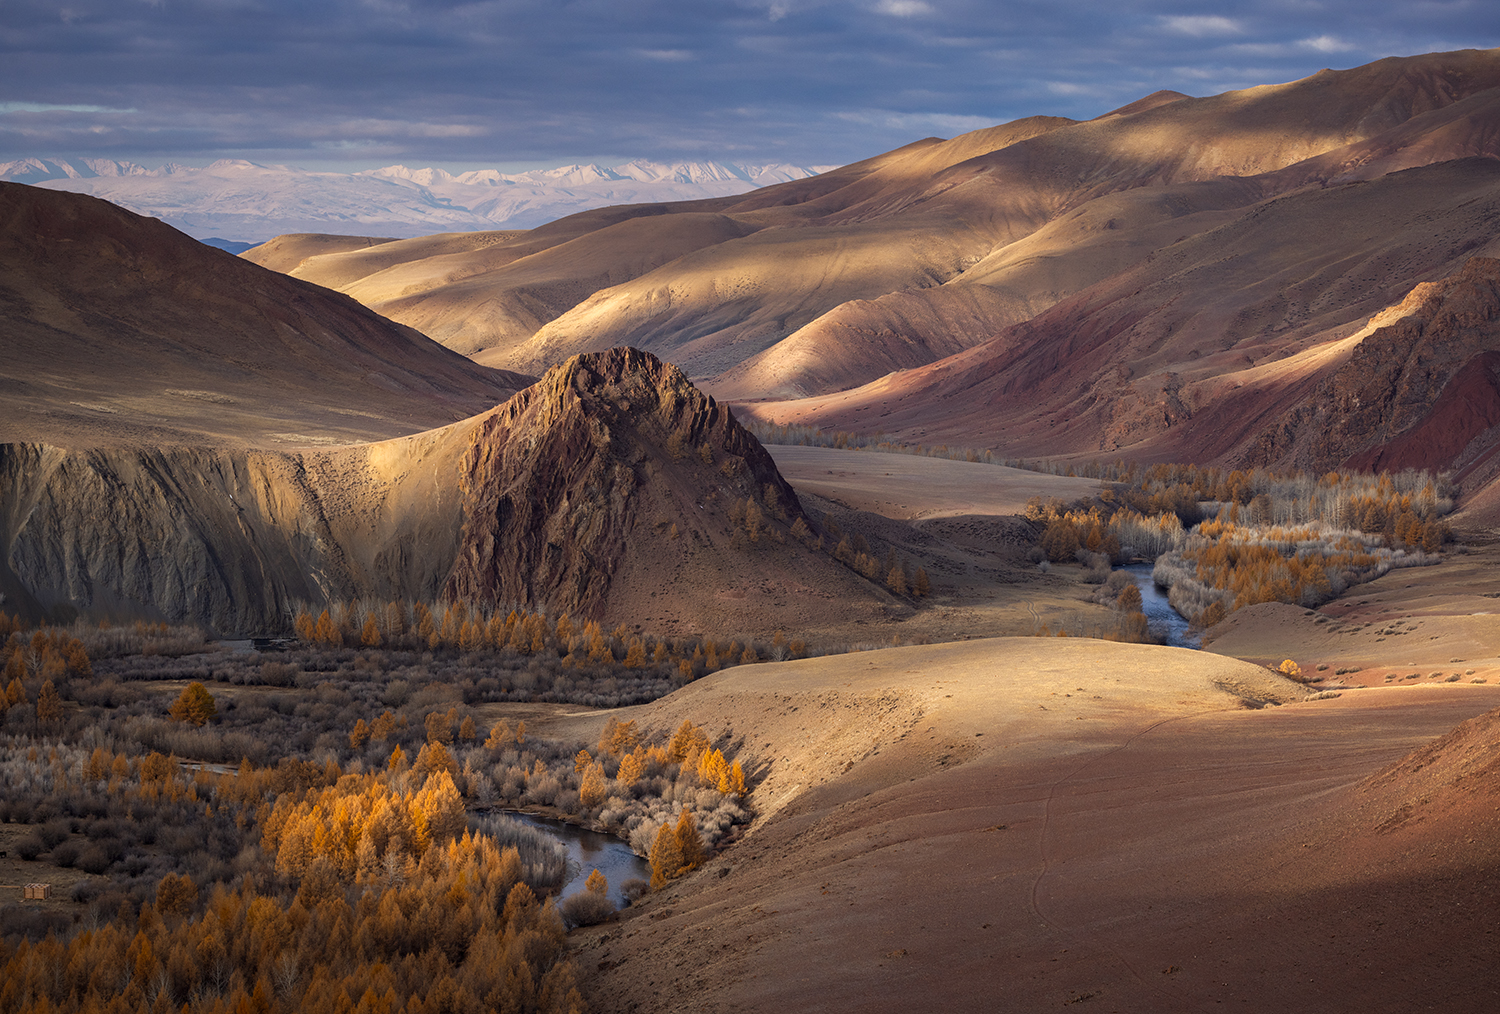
[425,709,454,744]
[579,762,607,808]
[415,771,467,842]
[371,709,397,741]
[649,822,684,889]
[35,678,62,728]
[156,872,198,918]
[485,720,514,751]
[599,717,640,757]
[169,682,217,725]
[616,749,647,787]
[744,501,764,542]
[675,809,705,871]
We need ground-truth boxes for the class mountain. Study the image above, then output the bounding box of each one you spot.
[0,157,835,242]
[1,345,895,633]
[747,166,1500,516]
[444,347,898,631]
[0,181,527,449]
[243,48,1500,443]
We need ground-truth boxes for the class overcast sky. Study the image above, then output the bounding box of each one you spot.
[2,1,1496,172]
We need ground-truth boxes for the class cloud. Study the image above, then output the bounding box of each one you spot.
[834,108,996,134]
[0,102,135,114]
[0,0,1497,171]
[1046,82,1107,97]
[636,49,697,61]
[1160,15,1245,37]
[1301,34,1356,53]
[874,0,934,16]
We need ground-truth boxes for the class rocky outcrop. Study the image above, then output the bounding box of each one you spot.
[445,347,808,619]
[4,347,890,634]
[1251,257,1500,477]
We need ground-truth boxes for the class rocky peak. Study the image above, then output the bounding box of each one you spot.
[446,347,807,619]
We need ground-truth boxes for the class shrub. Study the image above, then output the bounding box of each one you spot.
[559,890,616,928]
[78,841,120,874]
[38,819,71,850]
[15,833,44,860]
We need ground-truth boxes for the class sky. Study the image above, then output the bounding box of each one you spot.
[2,0,1497,172]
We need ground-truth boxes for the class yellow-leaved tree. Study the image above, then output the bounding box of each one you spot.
[169,682,217,725]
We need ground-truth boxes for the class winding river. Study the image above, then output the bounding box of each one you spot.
[507,812,651,907]
[1121,563,1199,649]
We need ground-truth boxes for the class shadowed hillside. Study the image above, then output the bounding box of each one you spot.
[0,183,528,449]
[445,349,903,633]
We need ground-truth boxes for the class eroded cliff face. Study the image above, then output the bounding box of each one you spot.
[1252,257,1500,478]
[0,426,473,633]
[3,347,881,635]
[445,347,810,621]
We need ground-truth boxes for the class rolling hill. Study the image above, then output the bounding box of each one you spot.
[240,49,1500,437]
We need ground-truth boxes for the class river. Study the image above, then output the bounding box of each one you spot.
[1121,563,1199,649]
[506,812,651,907]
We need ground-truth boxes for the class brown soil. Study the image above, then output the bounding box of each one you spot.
[566,639,1500,1013]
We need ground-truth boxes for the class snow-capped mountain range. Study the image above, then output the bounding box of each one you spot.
[0,156,837,242]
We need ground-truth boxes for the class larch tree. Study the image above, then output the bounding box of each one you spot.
[35,678,62,727]
[169,682,217,725]
[579,762,607,808]
[649,823,684,890]
[674,809,705,871]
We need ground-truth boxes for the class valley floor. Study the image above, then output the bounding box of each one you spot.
[549,445,1500,1013]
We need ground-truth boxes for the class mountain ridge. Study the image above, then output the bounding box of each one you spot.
[0,156,837,241]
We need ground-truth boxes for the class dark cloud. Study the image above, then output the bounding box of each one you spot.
[1,0,1497,168]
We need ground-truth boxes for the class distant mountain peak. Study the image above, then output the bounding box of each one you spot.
[0,156,837,241]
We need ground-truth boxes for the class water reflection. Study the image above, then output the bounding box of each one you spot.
[504,812,651,908]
